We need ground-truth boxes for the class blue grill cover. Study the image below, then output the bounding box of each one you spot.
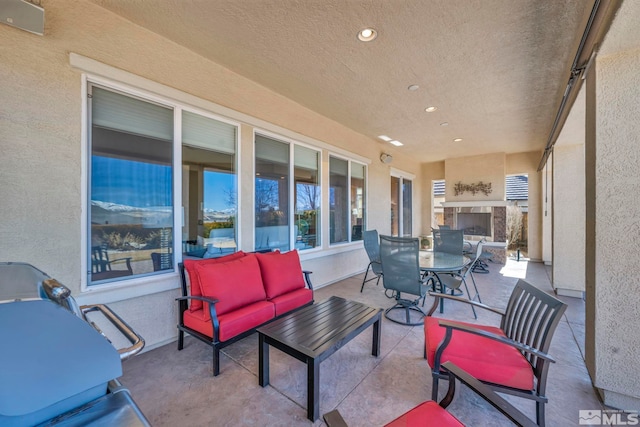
[0,300,121,426]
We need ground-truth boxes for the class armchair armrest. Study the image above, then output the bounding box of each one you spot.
[437,319,556,363]
[442,361,538,427]
[175,295,220,305]
[302,270,314,290]
[175,295,221,343]
[427,291,505,316]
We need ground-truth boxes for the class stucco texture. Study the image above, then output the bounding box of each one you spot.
[445,153,506,201]
[553,144,586,294]
[593,48,640,405]
[0,0,421,349]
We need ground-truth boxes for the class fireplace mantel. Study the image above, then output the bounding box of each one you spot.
[440,201,511,208]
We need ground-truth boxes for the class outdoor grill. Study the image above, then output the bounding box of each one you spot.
[0,262,150,426]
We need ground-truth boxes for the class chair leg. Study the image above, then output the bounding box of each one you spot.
[360,264,372,292]
[177,330,184,350]
[461,279,478,319]
[213,347,220,376]
[536,401,546,427]
[469,271,482,304]
[431,372,440,401]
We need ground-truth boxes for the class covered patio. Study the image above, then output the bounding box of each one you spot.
[2,0,640,423]
[120,259,596,426]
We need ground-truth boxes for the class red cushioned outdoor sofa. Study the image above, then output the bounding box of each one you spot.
[177,250,313,376]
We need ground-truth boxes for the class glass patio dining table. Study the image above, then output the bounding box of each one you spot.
[419,251,471,312]
[418,251,470,273]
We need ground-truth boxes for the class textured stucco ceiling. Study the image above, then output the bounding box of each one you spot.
[88,0,595,163]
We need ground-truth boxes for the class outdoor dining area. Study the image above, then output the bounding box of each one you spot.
[117,238,598,427]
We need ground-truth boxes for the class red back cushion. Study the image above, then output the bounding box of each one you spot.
[184,251,246,312]
[195,254,266,317]
[256,250,306,299]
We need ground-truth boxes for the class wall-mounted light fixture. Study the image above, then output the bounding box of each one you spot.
[380,153,393,164]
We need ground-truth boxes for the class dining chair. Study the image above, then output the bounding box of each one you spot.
[91,244,133,280]
[379,235,430,325]
[360,230,383,292]
[432,229,464,254]
[435,240,484,318]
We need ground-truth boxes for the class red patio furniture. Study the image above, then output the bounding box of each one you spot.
[425,279,567,427]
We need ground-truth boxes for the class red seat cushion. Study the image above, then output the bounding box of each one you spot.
[184,251,246,313]
[183,301,274,342]
[424,317,534,391]
[384,400,464,427]
[217,301,275,342]
[195,254,266,319]
[269,288,313,316]
[255,250,306,299]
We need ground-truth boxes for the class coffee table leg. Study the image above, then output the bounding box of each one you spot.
[372,315,381,356]
[259,333,269,387]
[307,357,320,421]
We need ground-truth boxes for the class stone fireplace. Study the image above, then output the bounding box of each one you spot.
[441,201,508,263]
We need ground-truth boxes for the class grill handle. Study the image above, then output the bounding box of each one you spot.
[81,304,145,361]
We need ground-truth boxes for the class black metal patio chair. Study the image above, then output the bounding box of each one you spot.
[360,230,383,292]
[379,235,430,325]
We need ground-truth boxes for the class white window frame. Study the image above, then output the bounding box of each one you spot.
[390,168,415,237]
[253,129,322,253]
[328,153,368,247]
[80,75,241,299]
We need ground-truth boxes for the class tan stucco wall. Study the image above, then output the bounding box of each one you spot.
[552,144,585,296]
[506,151,543,261]
[0,0,422,349]
[585,48,640,409]
[444,153,506,201]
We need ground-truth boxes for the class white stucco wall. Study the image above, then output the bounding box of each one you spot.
[0,0,421,349]
[587,48,640,409]
[552,144,585,296]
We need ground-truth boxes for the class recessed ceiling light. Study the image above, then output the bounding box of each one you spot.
[453,138,463,142]
[390,140,403,146]
[425,106,438,113]
[440,122,449,126]
[357,28,378,42]
[378,135,392,142]
[408,84,419,91]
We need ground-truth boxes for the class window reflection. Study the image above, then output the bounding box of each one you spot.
[89,86,174,283]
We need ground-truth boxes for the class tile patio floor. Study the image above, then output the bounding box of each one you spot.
[120,258,602,426]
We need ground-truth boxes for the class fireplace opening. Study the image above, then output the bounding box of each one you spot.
[457,212,491,237]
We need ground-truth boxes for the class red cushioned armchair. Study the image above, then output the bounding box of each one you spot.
[323,361,537,427]
[424,279,567,427]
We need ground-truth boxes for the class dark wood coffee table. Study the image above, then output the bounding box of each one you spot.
[257,296,382,421]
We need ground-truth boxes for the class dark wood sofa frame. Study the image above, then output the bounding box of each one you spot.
[176,261,314,376]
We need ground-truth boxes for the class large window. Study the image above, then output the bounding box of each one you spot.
[294,146,320,250]
[89,85,174,284]
[255,134,322,252]
[181,111,237,260]
[255,135,290,252]
[330,156,367,244]
[88,84,239,286]
[351,163,366,241]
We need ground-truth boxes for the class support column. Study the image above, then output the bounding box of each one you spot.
[585,48,640,410]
